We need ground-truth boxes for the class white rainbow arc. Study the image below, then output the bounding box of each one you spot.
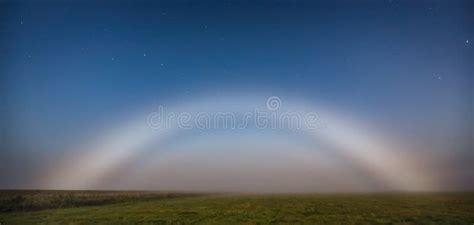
[45,95,436,191]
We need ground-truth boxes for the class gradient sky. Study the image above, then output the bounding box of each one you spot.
[0,0,472,192]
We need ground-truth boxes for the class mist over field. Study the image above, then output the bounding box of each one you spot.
[1,1,473,224]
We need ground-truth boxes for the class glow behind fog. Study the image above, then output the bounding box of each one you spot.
[44,95,436,191]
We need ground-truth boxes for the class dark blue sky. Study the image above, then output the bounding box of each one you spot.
[0,0,472,190]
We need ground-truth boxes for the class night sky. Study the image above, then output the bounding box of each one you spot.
[0,0,472,191]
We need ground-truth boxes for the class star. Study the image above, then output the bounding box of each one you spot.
[20,20,23,25]
[111,57,115,61]
[160,63,164,66]
[143,53,147,57]
[466,39,469,44]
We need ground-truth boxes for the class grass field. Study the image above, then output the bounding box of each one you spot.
[0,191,473,224]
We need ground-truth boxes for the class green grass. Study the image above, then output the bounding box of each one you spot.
[0,191,473,224]
[0,190,203,212]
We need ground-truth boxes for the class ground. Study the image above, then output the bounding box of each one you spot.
[0,191,473,224]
